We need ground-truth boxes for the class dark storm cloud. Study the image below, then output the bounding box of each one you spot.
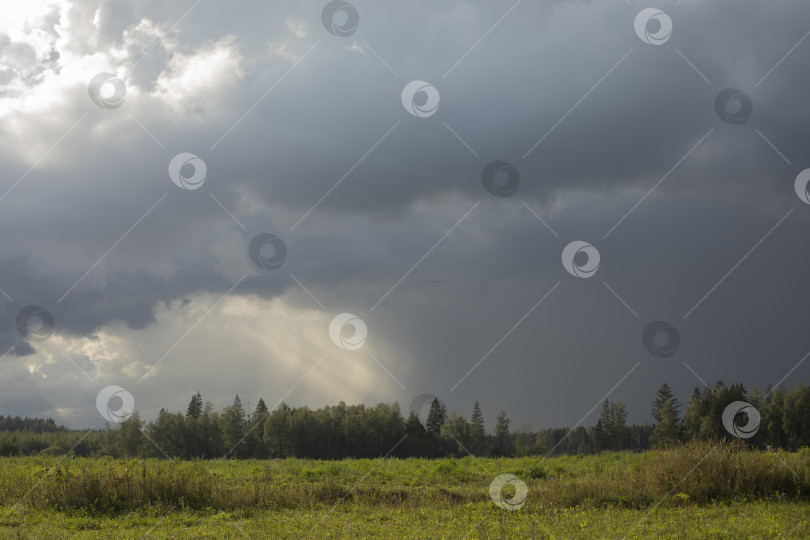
[1,0,809,427]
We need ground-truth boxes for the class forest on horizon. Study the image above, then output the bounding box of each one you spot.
[1,381,808,461]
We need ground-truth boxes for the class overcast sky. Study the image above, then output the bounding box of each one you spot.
[1,0,809,430]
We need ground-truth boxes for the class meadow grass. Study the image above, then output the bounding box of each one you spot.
[0,441,807,538]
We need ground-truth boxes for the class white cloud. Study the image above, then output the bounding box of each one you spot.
[3,291,404,427]
[267,17,310,62]
[285,18,309,39]
[153,35,243,113]
[267,40,300,63]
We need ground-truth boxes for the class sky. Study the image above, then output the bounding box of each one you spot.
[1,0,809,431]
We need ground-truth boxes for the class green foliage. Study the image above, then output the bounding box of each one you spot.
[0,415,62,433]
[221,395,247,458]
[651,383,681,422]
[440,410,471,456]
[514,425,543,457]
[117,412,144,459]
[492,411,513,457]
[680,381,810,450]
[527,462,547,479]
[0,500,807,538]
[594,400,627,452]
[425,399,447,436]
[0,442,807,516]
[185,392,203,420]
[650,384,681,448]
[2,383,810,464]
[469,401,486,456]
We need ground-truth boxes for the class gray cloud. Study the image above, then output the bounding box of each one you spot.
[1,0,809,428]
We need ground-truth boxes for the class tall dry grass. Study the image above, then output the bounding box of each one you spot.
[532,441,809,508]
[0,442,806,513]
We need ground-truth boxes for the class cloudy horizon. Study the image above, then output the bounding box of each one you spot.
[1,0,809,432]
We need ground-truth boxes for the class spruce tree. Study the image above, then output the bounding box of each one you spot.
[222,395,247,458]
[651,384,681,448]
[493,410,512,456]
[470,401,486,455]
[425,398,447,434]
[425,398,447,456]
[186,392,203,419]
[594,400,612,451]
[252,398,269,422]
[247,398,270,458]
[651,383,680,422]
[608,402,627,450]
[681,387,706,441]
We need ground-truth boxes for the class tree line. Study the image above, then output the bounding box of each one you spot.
[0,381,807,459]
[0,415,62,434]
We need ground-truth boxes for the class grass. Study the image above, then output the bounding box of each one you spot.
[0,442,808,538]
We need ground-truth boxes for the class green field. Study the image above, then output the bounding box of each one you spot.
[0,442,807,538]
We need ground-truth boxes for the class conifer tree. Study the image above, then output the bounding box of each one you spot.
[469,401,486,455]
